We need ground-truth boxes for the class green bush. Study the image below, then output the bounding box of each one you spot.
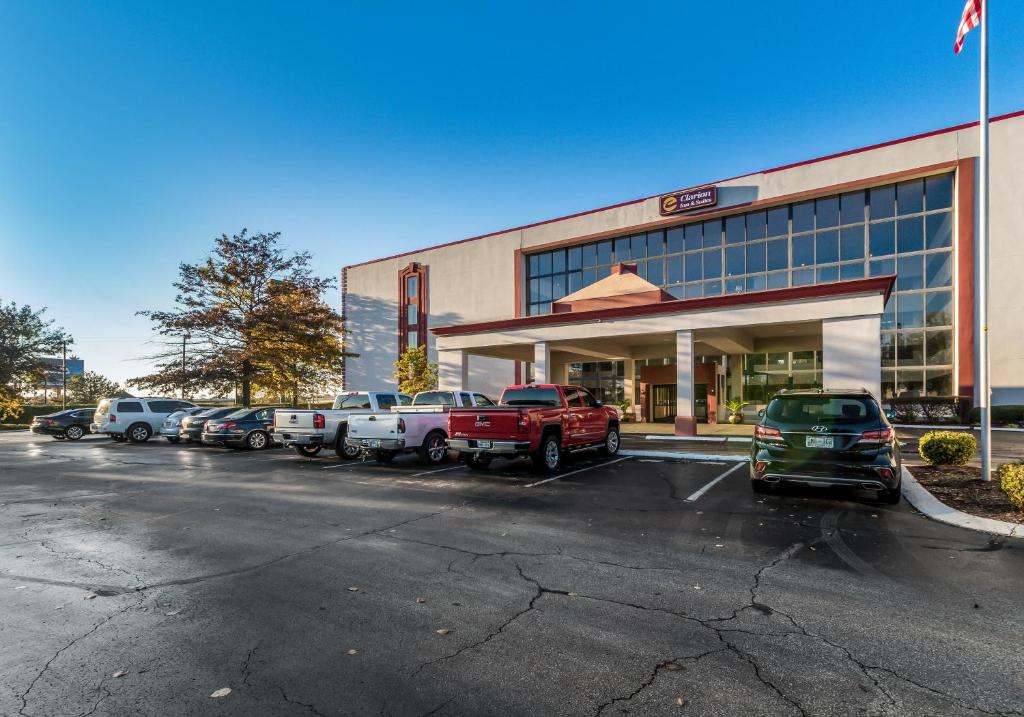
[999,464,1024,511]
[967,405,1024,426]
[918,430,977,466]
[0,404,95,425]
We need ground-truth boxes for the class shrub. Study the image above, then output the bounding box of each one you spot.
[918,430,977,466]
[999,464,1024,511]
[967,405,1024,427]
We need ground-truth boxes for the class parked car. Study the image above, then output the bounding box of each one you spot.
[346,390,495,465]
[202,406,284,449]
[274,391,412,459]
[159,406,210,443]
[30,408,95,441]
[749,388,902,503]
[91,397,199,443]
[179,407,239,442]
[447,384,621,474]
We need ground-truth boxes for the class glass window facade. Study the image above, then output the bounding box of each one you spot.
[524,173,956,398]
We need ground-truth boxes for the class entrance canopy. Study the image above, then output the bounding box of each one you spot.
[432,273,895,435]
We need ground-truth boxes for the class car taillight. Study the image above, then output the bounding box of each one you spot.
[517,412,529,433]
[313,413,325,429]
[397,418,406,433]
[859,427,894,444]
[755,425,782,440]
[109,414,116,423]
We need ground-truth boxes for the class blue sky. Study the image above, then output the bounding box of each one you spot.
[1,1,1022,385]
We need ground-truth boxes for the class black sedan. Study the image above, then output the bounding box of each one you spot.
[749,388,902,503]
[180,406,239,442]
[201,406,283,449]
[30,409,95,441]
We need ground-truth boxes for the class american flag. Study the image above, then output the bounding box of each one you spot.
[954,0,982,54]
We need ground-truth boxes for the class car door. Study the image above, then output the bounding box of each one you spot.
[563,387,590,445]
[577,388,606,443]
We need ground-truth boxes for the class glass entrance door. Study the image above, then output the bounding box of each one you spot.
[652,385,676,422]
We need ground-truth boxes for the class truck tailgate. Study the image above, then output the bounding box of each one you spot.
[448,407,523,440]
[274,410,319,431]
[347,413,402,439]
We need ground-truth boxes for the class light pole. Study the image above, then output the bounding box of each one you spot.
[181,333,191,400]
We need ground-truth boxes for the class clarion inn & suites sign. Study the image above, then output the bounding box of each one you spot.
[659,186,717,215]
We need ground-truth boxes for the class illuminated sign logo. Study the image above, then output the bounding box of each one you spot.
[659,186,717,216]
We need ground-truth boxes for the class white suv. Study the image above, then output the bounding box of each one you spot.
[92,397,199,443]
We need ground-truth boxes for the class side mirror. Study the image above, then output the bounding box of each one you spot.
[593,400,603,408]
[757,408,766,418]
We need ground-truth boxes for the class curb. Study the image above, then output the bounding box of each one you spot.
[621,449,747,463]
[638,434,753,444]
[901,466,1023,538]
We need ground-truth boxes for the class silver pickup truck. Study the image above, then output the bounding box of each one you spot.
[273,391,411,459]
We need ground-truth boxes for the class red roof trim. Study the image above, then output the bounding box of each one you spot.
[431,276,896,337]
[345,110,1023,271]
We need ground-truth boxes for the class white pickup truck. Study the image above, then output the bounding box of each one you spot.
[346,390,495,465]
[273,391,412,459]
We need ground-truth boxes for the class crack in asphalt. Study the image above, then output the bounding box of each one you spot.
[16,593,147,717]
[592,648,727,716]
[36,538,145,586]
[278,685,330,717]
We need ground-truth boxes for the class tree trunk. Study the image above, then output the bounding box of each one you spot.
[290,383,298,408]
[241,360,252,407]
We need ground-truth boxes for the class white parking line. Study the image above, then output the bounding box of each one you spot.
[684,461,746,502]
[408,465,465,478]
[322,461,371,470]
[524,456,631,488]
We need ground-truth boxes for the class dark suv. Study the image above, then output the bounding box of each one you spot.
[749,389,901,503]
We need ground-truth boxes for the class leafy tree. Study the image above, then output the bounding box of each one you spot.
[394,345,438,396]
[66,371,128,405]
[0,301,71,420]
[130,229,350,406]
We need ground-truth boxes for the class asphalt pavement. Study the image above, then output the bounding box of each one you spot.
[0,430,1022,716]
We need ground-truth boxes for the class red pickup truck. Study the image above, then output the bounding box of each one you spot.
[446,384,620,474]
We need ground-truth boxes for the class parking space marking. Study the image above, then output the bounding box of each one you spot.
[408,465,465,478]
[684,461,746,502]
[523,456,630,488]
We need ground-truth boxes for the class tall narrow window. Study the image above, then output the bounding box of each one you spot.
[399,263,427,354]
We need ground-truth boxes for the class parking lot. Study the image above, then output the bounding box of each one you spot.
[1,431,1022,717]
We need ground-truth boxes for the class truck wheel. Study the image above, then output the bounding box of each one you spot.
[598,426,620,457]
[165,436,180,444]
[111,434,126,442]
[531,433,562,475]
[294,445,322,457]
[127,423,152,443]
[375,450,395,464]
[335,424,360,459]
[418,431,448,466]
[464,453,492,471]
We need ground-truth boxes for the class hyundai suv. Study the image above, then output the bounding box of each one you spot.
[749,389,901,503]
[92,397,199,443]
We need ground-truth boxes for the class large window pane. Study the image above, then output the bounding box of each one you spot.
[725,215,745,244]
[666,255,683,284]
[896,370,924,397]
[881,333,896,367]
[597,240,613,265]
[840,226,865,260]
[926,252,952,287]
[767,206,788,237]
[684,223,702,251]
[703,280,722,296]
[647,231,665,256]
[726,246,745,276]
[840,262,865,280]
[647,258,664,285]
[703,220,722,247]
[726,278,744,294]
[793,268,814,286]
[767,271,788,289]
[685,283,702,298]
[816,265,839,283]
[528,254,540,275]
[870,257,895,277]
[703,250,722,279]
[529,278,540,302]
[926,290,953,327]
[816,196,840,228]
[926,212,953,248]
[897,255,924,290]
[925,369,953,397]
[747,211,767,241]
[882,369,897,400]
[614,237,629,262]
[869,185,896,219]
[684,252,702,282]
[537,276,552,302]
[582,268,596,286]
[840,191,866,224]
[746,274,766,292]
[926,174,954,211]
[792,201,815,233]
[551,249,565,273]
[667,227,685,254]
[882,301,896,330]
[896,292,924,328]
[766,239,788,271]
[538,252,552,275]
[582,243,597,267]
[869,221,896,256]
[897,180,924,215]
[897,216,924,253]
[926,330,953,365]
[897,331,925,365]
[567,246,582,270]
[568,271,582,293]
[793,235,815,267]
[552,274,566,300]
[746,241,767,273]
[815,230,839,264]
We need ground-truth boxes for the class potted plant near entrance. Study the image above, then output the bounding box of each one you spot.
[725,398,748,424]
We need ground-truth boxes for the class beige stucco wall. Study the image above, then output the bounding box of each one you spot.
[344,113,1024,404]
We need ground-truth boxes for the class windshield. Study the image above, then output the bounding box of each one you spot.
[413,391,454,406]
[223,408,252,420]
[766,396,880,424]
[500,388,561,407]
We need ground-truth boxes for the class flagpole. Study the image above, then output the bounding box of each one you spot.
[978,0,991,481]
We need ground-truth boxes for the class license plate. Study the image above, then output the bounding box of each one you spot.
[805,435,834,449]
[476,440,492,449]
[362,439,381,448]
